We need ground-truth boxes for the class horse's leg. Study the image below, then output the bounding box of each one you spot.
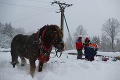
[38,60,43,72]
[21,57,27,66]
[29,57,36,77]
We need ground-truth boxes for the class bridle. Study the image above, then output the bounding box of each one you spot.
[36,25,64,61]
[52,31,64,58]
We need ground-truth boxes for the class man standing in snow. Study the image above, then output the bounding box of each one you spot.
[76,35,83,59]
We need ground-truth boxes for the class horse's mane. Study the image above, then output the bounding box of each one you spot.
[38,24,63,38]
[49,24,63,38]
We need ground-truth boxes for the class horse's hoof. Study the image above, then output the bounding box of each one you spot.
[38,68,42,72]
[21,64,25,66]
[38,70,42,72]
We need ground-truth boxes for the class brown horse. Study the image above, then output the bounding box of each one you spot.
[11,24,64,77]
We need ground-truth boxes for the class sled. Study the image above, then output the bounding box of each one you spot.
[102,57,109,61]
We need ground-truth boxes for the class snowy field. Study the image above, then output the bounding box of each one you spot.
[0,48,120,80]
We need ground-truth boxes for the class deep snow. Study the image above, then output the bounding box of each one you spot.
[0,49,120,80]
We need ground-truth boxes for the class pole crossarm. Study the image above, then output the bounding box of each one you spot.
[51,0,73,12]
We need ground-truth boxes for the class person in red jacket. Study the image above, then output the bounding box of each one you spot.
[76,35,83,59]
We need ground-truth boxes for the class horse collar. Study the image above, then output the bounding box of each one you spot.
[36,26,52,52]
[36,26,52,63]
[42,26,52,52]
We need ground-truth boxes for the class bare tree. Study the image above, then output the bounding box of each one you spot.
[76,25,87,37]
[102,18,120,52]
[73,25,87,48]
[13,27,25,36]
[73,25,87,41]
[91,36,100,46]
[65,25,87,50]
[2,23,14,38]
[0,22,26,48]
[65,35,73,50]
[100,34,111,52]
[115,39,120,52]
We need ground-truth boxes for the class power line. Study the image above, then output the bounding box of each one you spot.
[3,0,86,25]
[0,1,48,9]
[11,5,55,19]
[11,9,55,23]
[0,1,56,22]
[28,0,50,3]
[73,0,86,5]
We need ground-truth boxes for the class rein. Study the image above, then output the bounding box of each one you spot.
[55,48,63,58]
[51,49,62,58]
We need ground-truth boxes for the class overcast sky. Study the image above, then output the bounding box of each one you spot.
[0,0,120,40]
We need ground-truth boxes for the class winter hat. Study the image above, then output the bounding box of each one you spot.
[85,37,89,41]
[78,35,82,38]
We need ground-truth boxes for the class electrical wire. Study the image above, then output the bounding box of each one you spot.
[72,0,86,5]
[0,1,56,23]
[0,1,49,9]
[27,0,50,3]
[11,9,55,23]
[11,6,55,19]
[1,0,86,24]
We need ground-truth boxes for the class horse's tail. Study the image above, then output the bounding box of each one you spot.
[11,49,19,68]
[11,34,22,68]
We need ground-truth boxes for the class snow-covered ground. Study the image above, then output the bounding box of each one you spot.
[0,49,120,80]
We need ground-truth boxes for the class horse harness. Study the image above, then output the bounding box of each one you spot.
[36,26,52,63]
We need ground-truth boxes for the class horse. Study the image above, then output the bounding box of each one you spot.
[11,24,64,77]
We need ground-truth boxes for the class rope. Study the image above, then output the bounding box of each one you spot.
[63,14,74,49]
[63,14,70,32]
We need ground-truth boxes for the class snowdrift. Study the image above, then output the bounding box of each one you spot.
[0,49,120,80]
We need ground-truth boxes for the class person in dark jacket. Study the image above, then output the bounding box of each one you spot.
[76,35,83,59]
[85,43,98,61]
[83,37,91,59]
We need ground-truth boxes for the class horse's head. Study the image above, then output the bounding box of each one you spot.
[38,25,64,53]
[52,25,64,52]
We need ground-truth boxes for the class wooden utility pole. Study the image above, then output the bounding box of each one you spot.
[51,1,72,32]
